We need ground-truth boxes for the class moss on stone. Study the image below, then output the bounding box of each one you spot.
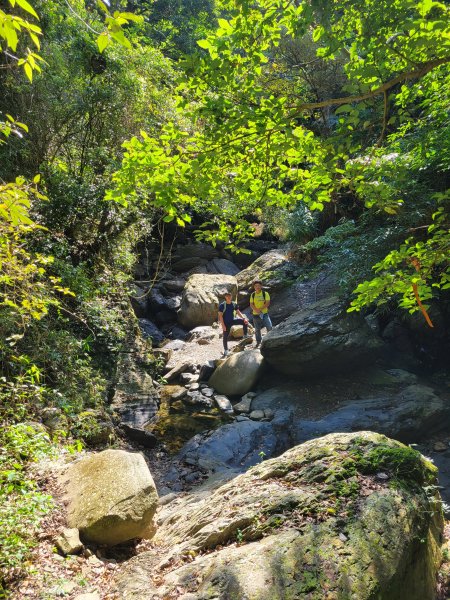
[118,432,444,600]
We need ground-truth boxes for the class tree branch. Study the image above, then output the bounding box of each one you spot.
[287,57,450,113]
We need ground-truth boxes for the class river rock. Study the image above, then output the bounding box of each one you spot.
[148,286,169,312]
[178,409,293,473]
[197,360,215,382]
[164,361,191,383]
[120,424,157,448]
[187,326,218,344]
[166,326,188,341]
[206,258,240,275]
[171,243,219,273]
[138,319,166,347]
[162,339,186,353]
[166,385,187,401]
[261,296,384,377]
[63,450,158,546]
[184,391,212,407]
[209,350,264,396]
[178,420,277,472]
[229,323,245,338]
[177,274,237,328]
[249,410,265,420]
[115,432,443,600]
[233,393,253,413]
[55,528,83,556]
[180,372,198,384]
[292,384,449,444]
[213,394,233,413]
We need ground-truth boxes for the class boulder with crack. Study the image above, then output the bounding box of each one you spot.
[114,432,443,600]
[177,274,237,329]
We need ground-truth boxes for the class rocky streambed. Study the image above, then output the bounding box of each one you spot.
[26,242,449,599]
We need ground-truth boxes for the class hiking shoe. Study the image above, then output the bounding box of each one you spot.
[255,342,260,348]
[243,335,253,340]
[223,350,229,356]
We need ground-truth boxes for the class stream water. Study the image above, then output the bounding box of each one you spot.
[147,385,231,453]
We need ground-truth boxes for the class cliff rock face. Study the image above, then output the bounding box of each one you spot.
[261,296,384,377]
[114,431,443,599]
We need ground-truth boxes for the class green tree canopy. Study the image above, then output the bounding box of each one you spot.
[109,0,450,317]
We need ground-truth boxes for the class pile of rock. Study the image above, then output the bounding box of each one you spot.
[233,391,275,422]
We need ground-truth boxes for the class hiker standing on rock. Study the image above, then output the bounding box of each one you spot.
[250,280,272,348]
[218,292,251,356]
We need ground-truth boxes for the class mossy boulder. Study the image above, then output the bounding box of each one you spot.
[114,432,443,599]
[63,449,158,546]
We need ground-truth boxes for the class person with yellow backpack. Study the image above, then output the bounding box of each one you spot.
[249,280,273,348]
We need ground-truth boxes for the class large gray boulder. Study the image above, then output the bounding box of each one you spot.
[206,258,240,276]
[290,384,450,445]
[262,295,383,377]
[115,432,443,600]
[177,274,237,328]
[63,450,158,546]
[209,349,264,396]
[179,410,292,473]
[171,243,219,273]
